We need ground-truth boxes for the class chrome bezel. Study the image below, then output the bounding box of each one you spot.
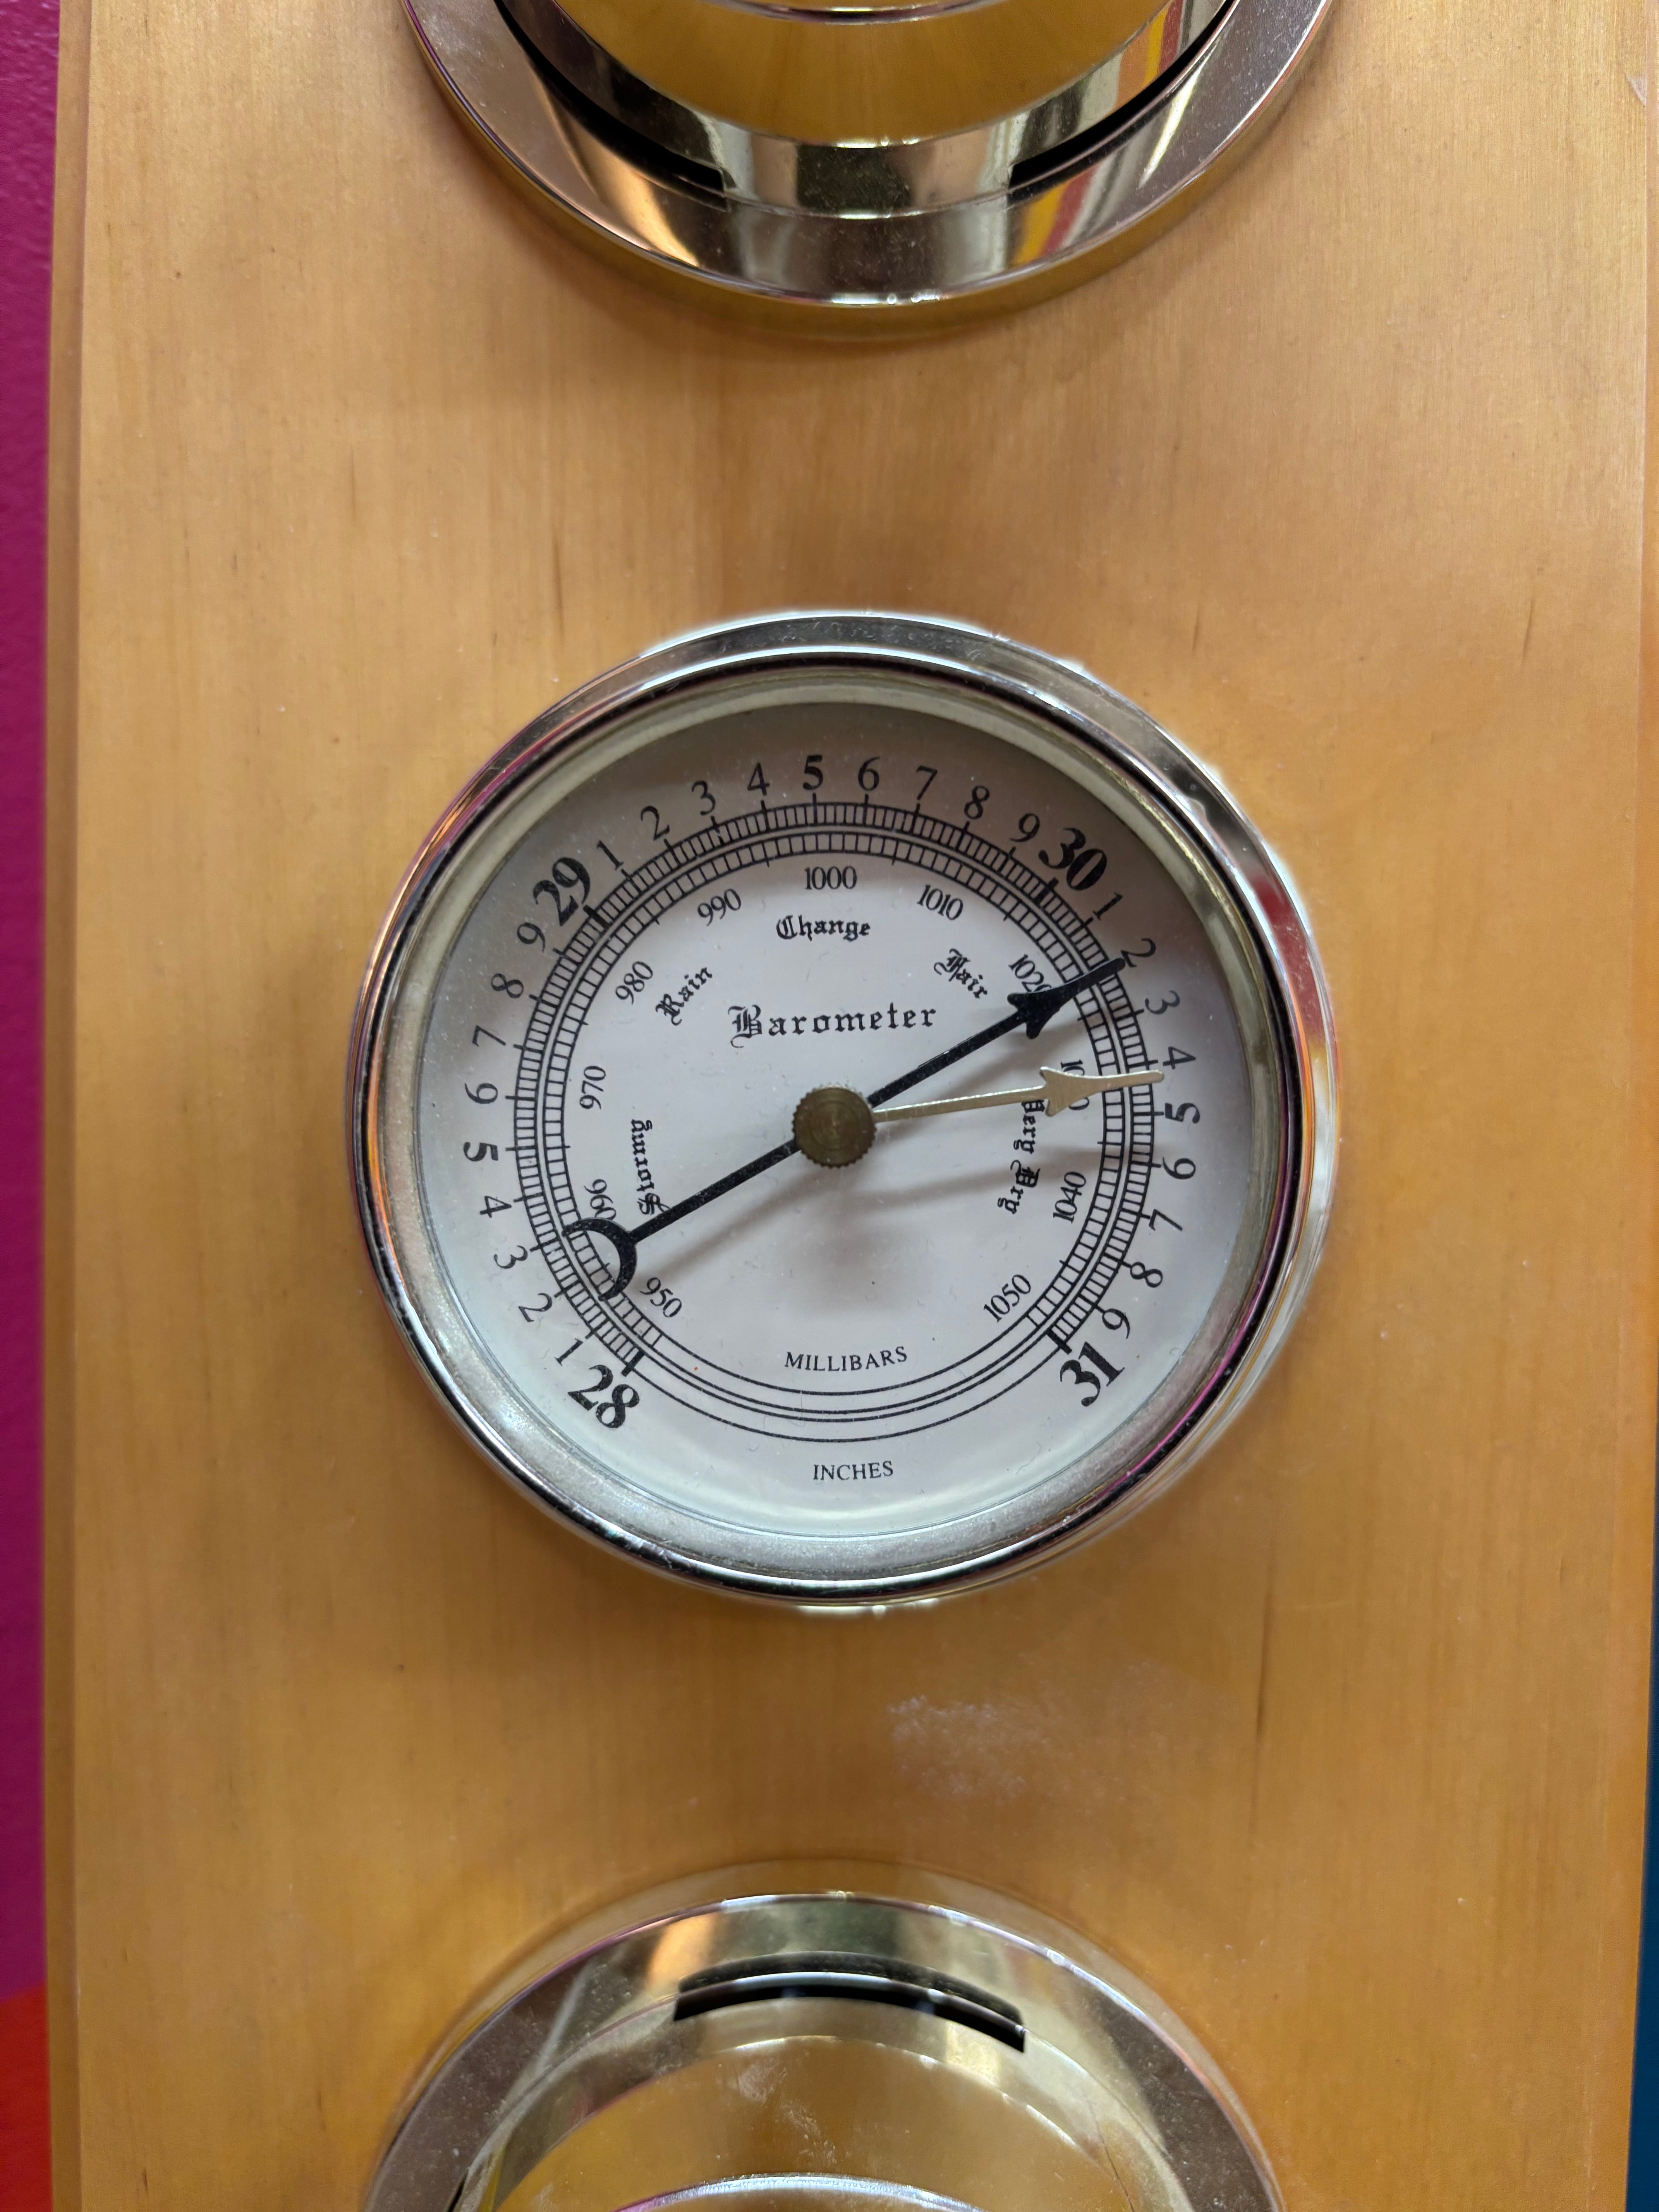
[349,615,1338,1604]
[491,0,1232,212]
[401,0,1333,314]
[362,1864,1283,2212]
[624,2187,979,2211]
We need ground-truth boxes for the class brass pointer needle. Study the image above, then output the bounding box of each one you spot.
[872,1065,1161,1124]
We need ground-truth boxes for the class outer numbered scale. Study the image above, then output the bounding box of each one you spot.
[350,617,1335,1600]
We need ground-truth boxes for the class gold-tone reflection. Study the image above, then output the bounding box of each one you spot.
[496,2039,1132,2212]
[559,0,1158,141]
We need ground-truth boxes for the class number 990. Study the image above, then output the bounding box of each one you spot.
[697,890,742,925]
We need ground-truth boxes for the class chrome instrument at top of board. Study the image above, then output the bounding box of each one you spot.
[401,0,1335,317]
[350,616,1336,1601]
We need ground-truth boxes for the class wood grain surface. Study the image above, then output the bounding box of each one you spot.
[46,0,1653,2206]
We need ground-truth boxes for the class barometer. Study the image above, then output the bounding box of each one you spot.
[350,615,1335,1600]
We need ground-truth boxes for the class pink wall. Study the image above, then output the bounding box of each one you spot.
[0,0,57,2197]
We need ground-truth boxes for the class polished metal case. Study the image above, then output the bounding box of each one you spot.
[349,614,1338,1604]
[624,2188,977,2211]
[401,0,1333,316]
[362,1865,1283,2211]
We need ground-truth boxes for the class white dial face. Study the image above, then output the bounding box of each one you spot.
[365,657,1306,1595]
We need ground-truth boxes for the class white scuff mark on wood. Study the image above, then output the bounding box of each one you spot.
[890,1694,1033,1802]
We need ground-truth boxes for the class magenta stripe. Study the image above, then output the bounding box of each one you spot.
[0,0,57,2001]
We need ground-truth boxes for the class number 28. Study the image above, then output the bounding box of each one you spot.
[569,1362,639,1428]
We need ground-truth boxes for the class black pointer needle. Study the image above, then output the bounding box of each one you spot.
[566,955,1127,1294]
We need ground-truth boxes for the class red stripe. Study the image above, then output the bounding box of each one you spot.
[0,0,57,2186]
[0,1985,50,2207]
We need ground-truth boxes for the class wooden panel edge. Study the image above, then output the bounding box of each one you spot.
[1594,6,1659,2200]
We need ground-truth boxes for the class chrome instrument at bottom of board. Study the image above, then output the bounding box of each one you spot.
[363,1866,1283,2212]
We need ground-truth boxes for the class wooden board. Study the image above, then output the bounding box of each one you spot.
[44,0,1654,2204]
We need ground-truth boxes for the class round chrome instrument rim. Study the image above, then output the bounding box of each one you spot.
[493,0,1233,214]
[680,0,998,19]
[361,1866,1283,2212]
[348,614,1337,1605]
[625,2186,980,2210]
[401,0,1333,310]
